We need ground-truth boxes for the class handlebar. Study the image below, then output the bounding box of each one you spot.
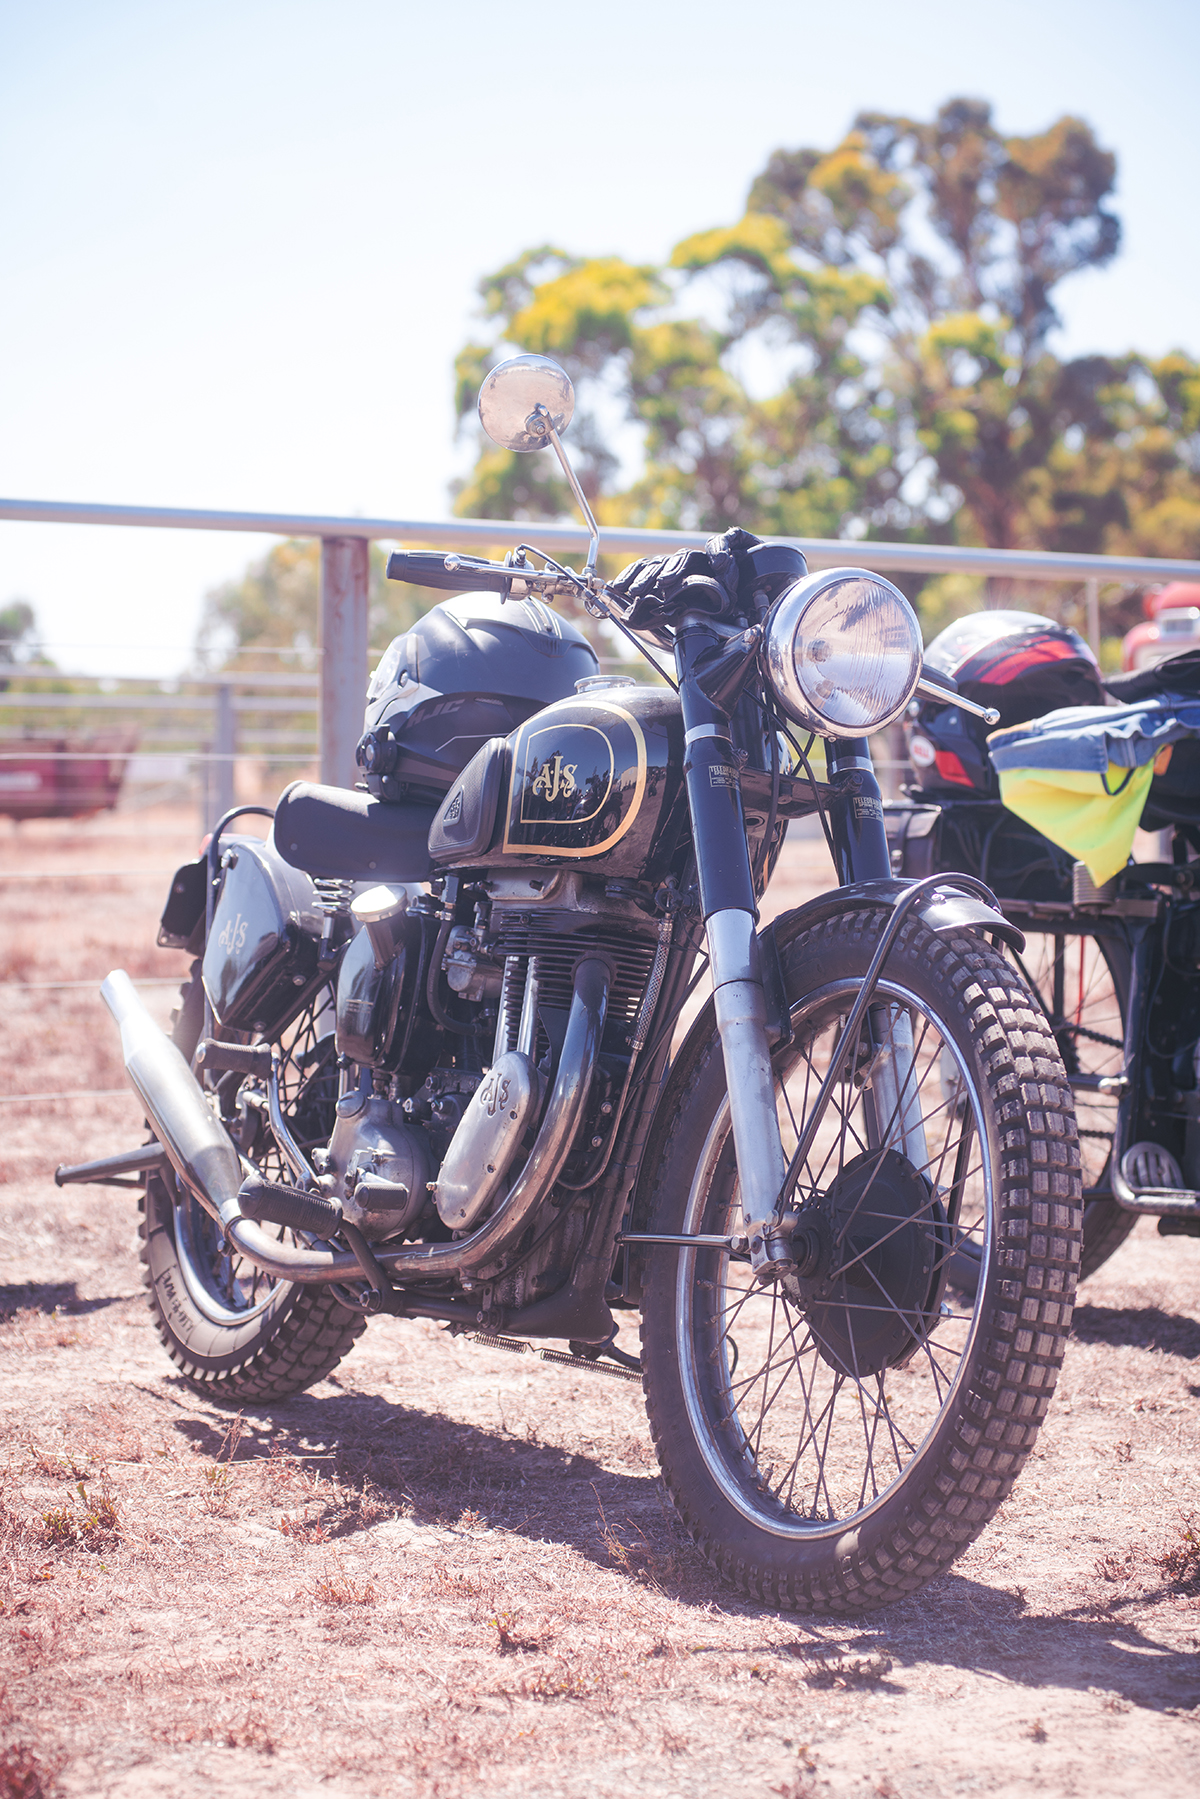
[385,550,512,594]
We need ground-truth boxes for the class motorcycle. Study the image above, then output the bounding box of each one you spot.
[891,611,1200,1282]
[57,354,1083,1615]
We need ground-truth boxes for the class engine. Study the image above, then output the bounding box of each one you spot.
[321,870,666,1255]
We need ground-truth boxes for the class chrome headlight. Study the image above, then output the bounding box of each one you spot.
[763,567,923,737]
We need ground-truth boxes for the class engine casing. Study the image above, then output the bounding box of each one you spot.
[322,1091,433,1240]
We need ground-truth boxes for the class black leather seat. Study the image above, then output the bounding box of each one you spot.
[273,782,436,882]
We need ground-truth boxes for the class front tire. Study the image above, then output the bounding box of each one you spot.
[641,909,1082,1613]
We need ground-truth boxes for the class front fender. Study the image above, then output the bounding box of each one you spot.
[624,876,1021,1258]
[772,876,1024,957]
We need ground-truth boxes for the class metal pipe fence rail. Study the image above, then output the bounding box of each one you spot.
[4,495,1200,790]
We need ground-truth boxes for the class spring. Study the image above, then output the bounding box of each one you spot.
[313,877,355,918]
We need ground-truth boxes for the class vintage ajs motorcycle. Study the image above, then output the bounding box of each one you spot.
[59,356,1083,1614]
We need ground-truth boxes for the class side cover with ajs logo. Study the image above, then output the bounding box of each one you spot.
[202,837,323,1034]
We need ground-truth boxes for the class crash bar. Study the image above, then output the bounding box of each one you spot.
[5,494,1199,789]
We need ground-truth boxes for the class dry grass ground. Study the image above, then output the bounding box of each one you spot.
[1,807,1198,1799]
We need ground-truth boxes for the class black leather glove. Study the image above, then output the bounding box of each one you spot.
[610,548,711,606]
[704,528,763,610]
[609,529,763,631]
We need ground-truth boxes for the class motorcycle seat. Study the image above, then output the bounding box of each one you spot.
[273,781,436,882]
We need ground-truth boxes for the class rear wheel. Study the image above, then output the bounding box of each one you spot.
[1011,930,1134,1280]
[138,969,365,1401]
[641,910,1082,1614]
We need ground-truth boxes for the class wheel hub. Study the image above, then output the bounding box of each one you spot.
[795,1147,950,1378]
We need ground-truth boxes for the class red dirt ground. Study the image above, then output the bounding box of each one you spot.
[1,808,1198,1798]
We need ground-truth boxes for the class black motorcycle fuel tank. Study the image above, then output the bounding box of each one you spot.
[428,682,687,881]
[202,837,324,1037]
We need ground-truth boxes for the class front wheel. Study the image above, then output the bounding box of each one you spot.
[641,909,1082,1613]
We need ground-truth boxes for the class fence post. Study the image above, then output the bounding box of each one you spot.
[213,682,236,826]
[320,536,370,789]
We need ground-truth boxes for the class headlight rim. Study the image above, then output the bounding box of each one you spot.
[763,564,924,739]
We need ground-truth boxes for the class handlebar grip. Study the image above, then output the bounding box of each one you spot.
[386,550,511,594]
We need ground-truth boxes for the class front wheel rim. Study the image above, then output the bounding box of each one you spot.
[675,975,991,1542]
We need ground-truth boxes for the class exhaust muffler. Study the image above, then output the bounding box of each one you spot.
[98,970,336,1280]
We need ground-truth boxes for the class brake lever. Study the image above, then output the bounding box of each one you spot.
[443,553,506,575]
[441,550,568,601]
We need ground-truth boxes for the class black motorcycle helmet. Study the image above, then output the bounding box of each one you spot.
[356,592,600,802]
[908,610,1105,797]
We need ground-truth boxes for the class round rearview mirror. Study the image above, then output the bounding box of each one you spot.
[478,354,575,453]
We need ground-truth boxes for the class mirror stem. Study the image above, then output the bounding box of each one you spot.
[543,420,601,579]
[914,677,1000,726]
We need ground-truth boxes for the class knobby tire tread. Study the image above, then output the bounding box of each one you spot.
[1019,931,1135,1282]
[138,1181,366,1404]
[136,970,365,1404]
[640,911,1083,1614]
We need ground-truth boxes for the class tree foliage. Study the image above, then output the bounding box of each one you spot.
[452,99,1199,578]
[0,598,54,690]
[198,101,1197,667]
[0,599,38,667]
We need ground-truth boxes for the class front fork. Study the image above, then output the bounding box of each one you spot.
[676,634,925,1271]
[825,738,932,1172]
[676,624,788,1272]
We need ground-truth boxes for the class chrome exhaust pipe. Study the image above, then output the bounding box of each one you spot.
[101,971,244,1225]
[99,970,325,1278]
[99,959,609,1288]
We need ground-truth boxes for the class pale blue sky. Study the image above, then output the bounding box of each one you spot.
[2,0,1197,674]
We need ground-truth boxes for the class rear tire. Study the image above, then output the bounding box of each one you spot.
[138,969,365,1402]
[1011,930,1136,1280]
[640,909,1082,1614]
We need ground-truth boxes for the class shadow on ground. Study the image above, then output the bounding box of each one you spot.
[1071,1302,1200,1358]
[143,1375,1200,1721]
[0,1281,137,1319]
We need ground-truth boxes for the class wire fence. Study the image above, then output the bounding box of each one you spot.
[0,1091,133,1105]
[1,977,180,991]
[3,978,183,1111]
[0,671,318,833]
[0,869,177,881]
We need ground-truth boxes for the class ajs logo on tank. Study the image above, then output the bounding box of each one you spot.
[503,700,648,857]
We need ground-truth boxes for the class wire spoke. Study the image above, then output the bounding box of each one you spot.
[680,957,1002,1540]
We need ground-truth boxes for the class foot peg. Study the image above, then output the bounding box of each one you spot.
[1117,1141,1200,1216]
[237,1173,342,1236]
[235,1174,396,1313]
[1121,1141,1184,1191]
[197,1041,273,1078]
